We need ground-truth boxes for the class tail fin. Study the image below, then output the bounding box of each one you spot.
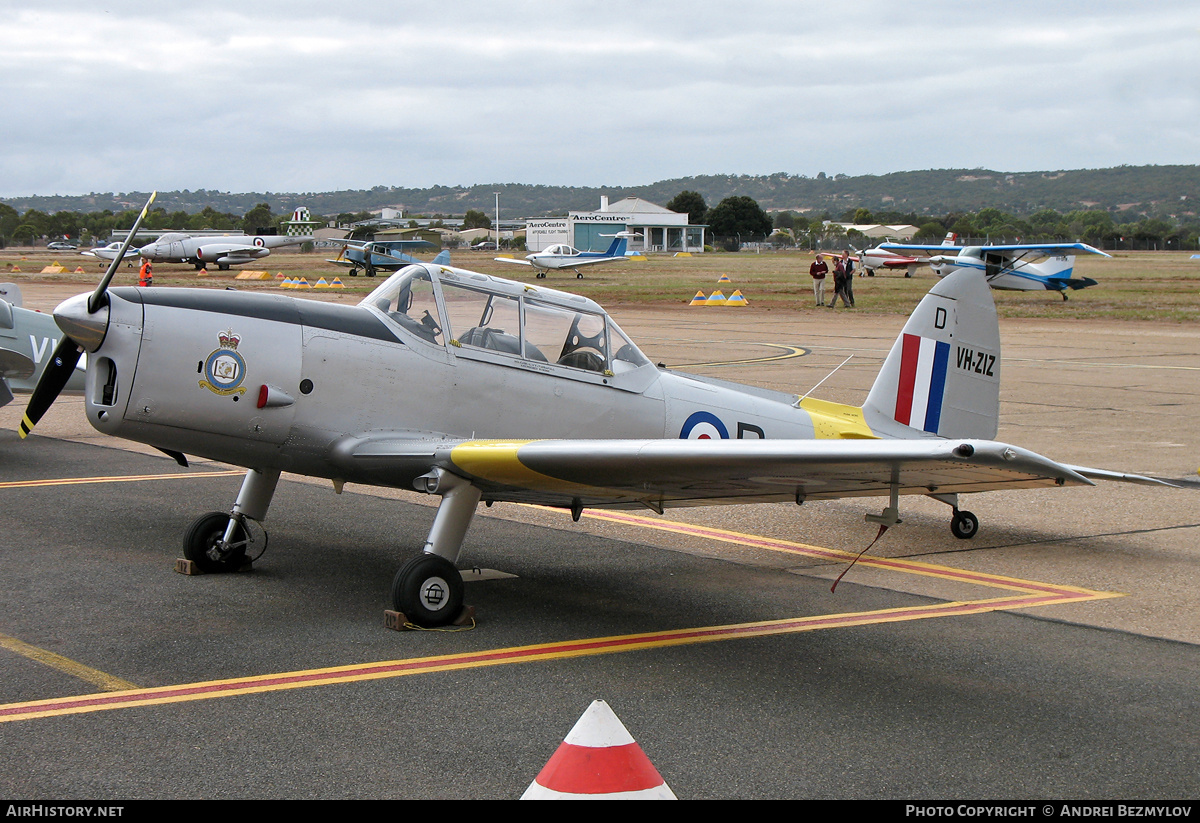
[942,232,958,246]
[604,237,627,257]
[431,250,451,265]
[863,269,1000,439]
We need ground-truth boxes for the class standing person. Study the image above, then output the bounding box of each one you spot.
[829,257,850,308]
[841,250,856,307]
[808,255,828,307]
[138,257,153,287]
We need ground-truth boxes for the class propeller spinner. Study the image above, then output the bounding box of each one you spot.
[18,191,156,439]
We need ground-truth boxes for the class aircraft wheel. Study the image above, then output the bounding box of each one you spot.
[218,264,230,271]
[392,554,464,627]
[905,272,912,278]
[576,272,584,279]
[183,512,248,573]
[950,510,979,540]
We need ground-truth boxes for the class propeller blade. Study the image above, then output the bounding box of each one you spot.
[88,191,157,313]
[18,336,83,439]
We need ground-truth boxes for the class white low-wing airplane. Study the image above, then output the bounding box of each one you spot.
[880,241,1110,299]
[81,241,141,263]
[136,232,313,270]
[495,236,629,278]
[20,195,1180,627]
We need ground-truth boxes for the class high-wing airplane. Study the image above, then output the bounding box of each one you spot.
[326,239,448,277]
[495,236,628,278]
[135,233,313,270]
[20,194,1180,627]
[879,241,1109,299]
[81,241,141,264]
[0,283,85,408]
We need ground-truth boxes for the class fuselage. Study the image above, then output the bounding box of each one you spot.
[136,233,311,266]
[65,264,889,493]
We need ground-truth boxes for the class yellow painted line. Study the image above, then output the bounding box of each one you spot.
[0,470,244,489]
[564,507,1114,598]
[672,342,809,368]
[0,487,1119,724]
[0,588,1111,724]
[0,633,137,692]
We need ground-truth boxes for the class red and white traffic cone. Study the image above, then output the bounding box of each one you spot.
[521,700,676,799]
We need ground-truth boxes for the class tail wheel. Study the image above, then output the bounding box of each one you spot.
[392,554,464,627]
[950,510,979,540]
[183,512,249,572]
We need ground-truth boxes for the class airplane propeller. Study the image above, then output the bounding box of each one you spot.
[18,192,156,439]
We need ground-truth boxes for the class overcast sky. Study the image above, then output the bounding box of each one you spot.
[3,1,1197,197]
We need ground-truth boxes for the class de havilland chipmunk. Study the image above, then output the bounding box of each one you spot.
[20,194,1181,627]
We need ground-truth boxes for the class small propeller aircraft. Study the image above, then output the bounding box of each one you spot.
[81,241,141,264]
[135,232,313,271]
[0,283,85,408]
[880,241,1109,299]
[494,235,629,278]
[326,239,449,277]
[820,232,959,277]
[20,194,1179,627]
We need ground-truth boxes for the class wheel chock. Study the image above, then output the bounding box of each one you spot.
[384,604,475,631]
[173,557,253,575]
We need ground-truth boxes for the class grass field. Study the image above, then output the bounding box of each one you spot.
[4,247,1198,322]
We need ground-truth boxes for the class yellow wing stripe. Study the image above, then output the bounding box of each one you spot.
[449,440,618,496]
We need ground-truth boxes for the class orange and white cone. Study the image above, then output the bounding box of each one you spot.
[521,700,676,799]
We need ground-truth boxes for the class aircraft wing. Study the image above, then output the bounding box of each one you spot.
[568,255,627,268]
[880,242,964,255]
[970,243,1111,258]
[334,436,1099,509]
[493,257,533,266]
[0,347,35,409]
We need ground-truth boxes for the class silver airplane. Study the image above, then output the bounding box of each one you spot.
[0,283,86,408]
[136,232,313,270]
[20,195,1180,627]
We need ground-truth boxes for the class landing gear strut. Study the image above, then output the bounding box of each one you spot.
[182,468,280,572]
[393,468,481,627]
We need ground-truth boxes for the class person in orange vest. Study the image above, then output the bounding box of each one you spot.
[138,257,153,287]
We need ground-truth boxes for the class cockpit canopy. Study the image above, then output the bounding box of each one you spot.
[360,264,650,375]
[539,244,579,256]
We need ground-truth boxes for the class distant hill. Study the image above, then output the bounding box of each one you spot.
[4,165,1197,219]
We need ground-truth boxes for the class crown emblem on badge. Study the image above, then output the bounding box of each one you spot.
[218,329,241,350]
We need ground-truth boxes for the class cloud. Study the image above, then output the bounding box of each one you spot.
[1,1,1197,196]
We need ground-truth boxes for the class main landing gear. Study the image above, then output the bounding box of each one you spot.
[182,468,279,573]
[392,468,481,627]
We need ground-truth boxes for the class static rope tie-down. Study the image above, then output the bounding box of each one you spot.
[831,524,888,593]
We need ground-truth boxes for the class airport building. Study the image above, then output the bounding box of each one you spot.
[527,196,705,253]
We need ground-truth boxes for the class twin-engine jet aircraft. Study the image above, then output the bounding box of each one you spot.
[135,233,313,270]
[494,236,628,278]
[880,241,1109,299]
[20,195,1177,627]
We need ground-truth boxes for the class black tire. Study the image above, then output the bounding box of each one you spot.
[576,272,584,279]
[391,554,464,627]
[951,510,979,540]
[183,512,248,573]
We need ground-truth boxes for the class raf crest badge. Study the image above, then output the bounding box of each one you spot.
[199,329,248,396]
